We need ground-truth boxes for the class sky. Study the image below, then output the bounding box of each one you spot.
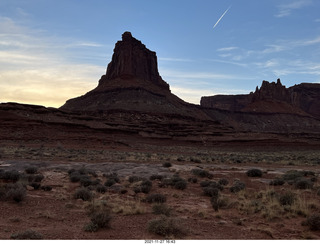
[1,0,320,107]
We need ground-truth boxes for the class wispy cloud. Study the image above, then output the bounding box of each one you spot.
[216,46,238,52]
[275,0,312,18]
[0,16,109,107]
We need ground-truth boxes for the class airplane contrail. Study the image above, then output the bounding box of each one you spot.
[213,6,231,29]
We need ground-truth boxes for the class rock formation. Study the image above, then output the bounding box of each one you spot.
[60,32,208,119]
[102,31,169,91]
[201,79,320,118]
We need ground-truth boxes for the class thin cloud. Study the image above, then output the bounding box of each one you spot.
[0,17,109,107]
[216,46,238,52]
[275,0,312,18]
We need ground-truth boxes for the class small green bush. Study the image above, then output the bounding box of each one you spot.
[146,193,167,203]
[246,168,263,177]
[74,187,93,201]
[11,229,43,240]
[147,217,186,238]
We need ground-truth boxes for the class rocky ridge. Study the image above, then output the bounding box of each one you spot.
[201,79,320,119]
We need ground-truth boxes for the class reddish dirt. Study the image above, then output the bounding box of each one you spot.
[1,158,319,240]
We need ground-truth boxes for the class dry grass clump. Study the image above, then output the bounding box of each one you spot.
[10,229,43,240]
[152,204,171,216]
[147,216,187,238]
[74,187,93,201]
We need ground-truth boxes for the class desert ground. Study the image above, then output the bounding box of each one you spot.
[1,142,320,240]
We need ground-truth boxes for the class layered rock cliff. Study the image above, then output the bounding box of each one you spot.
[60,32,209,120]
[201,79,320,118]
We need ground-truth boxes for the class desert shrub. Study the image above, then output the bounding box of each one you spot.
[90,211,112,229]
[6,183,26,203]
[218,178,229,186]
[134,180,152,194]
[74,187,93,201]
[25,166,38,174]
[104,179,116,187]
[96,184,107,193]
[269,178,285,186]
[281,170,304,183]
[190,157,202,164]
[188,177,198,183]
[200,180,211,188]
[41,185,52,191]
[191,168,213,178]
[211,196,228,212]
[203,186,220,198]
[29,182,41,190]
[147,217,186,238]
[230,180,246,193]
[146,193,167,203]
[80,176,93,187]
[69,172,81,183]
[246,168,263,177]
[294,178,313,189]
[1,170,20,182]
[10,229,43,240]
[201,181,223,191]
[306,214,320,231]
[152,204,171,216]
[278,191,295,206]
[103,172,120,183]
[28,174,44,183]
[150,175,164,181]
[67,168,76,175]
[174,179,187,190]
[128,175,144,183]
[162,162,172,168]
[78,167,88,175]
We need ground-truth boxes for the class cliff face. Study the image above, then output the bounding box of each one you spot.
[200,79,320,118]
[101,31,169,91]
[60,32,209,120]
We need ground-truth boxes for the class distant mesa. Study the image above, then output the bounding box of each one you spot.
[201,79,320,118]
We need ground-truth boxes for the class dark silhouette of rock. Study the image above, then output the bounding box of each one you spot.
[102,31,169,91]
[200,79,320,118]
[60,32,209,120]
